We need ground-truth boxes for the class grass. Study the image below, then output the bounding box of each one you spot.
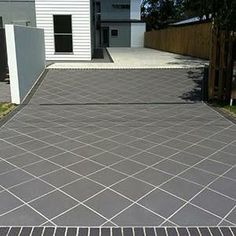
[0,103,16,119]
[223,104,236,115]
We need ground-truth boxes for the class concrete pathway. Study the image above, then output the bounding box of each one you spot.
[0,69,235,227]
[47,48,208,69]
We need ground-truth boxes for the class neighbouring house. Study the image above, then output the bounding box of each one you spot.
[35,0,146,61]
[0,0,36,80]
[0,0,36,27]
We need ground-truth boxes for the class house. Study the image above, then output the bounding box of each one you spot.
[0,0,36,27]
[35,0,146,61]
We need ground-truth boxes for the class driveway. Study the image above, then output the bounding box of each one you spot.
[0,68,235,228]
[47,48,208,69]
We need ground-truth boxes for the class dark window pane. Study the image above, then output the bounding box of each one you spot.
[53,15,72,33]
[111,29,118,37]
[55,35,73,52]
[112,4,130,9]
[0,17,3,28]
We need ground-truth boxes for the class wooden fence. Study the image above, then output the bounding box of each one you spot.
[144,22,212,59]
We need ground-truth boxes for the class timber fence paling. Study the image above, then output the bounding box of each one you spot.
[144,22,212,59]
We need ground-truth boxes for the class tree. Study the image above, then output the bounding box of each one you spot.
[141,0,185,29]
[184,0,236,30]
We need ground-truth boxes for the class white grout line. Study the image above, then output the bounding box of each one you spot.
[218,205,236,226]
[160,153,236,226]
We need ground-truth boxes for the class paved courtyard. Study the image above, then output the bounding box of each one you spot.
[0,69,235,227]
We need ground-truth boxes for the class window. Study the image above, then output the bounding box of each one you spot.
[111,29,118,37]
[53,15,73,53]
[112,4,130,9]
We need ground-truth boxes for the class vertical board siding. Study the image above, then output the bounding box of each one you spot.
[35,0,91,61]
[144,22,212,59]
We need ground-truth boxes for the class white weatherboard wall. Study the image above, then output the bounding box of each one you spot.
[35,0,91,61]
[5,25,45,104]
[131,22,146,47]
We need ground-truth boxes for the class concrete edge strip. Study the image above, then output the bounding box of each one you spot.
[0,69,49,128]
[47,67,206,70]
[104,48,114,63]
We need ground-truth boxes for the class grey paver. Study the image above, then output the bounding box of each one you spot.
[85,189,132,218]
[29,191,77,219]
[112,204,164,226]
[191,189,236,218]
[111,159,145,175]
[0,169,32,188]
[0,205,47,226]
[111,177,154,201]
[160,177,203,200]
[10,178,54,202]
[138,189,185,218]
[41,168,80,188]
[134,168,172,186]
[169,204,221,226]
[89,168,127,186]
[209,178,236,199]
[61,178,104,202]
[52,205,106,226]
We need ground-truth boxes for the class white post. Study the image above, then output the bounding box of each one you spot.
[5,25,21,104]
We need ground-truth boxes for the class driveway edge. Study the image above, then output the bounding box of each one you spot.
[206,102,236,124]
[0,69,48,128]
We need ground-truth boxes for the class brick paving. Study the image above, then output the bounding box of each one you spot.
[0,69,235,227]
[0,227,235,236]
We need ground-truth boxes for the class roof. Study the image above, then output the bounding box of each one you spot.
[171,15,212,26]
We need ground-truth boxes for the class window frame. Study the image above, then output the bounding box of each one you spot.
[111,29,118,37]
[53,15,73,53]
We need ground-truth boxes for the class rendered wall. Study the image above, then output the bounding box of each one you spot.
[131,22,145,47]
[5,25,45,104]
[101,0,130,20]
[102,22,131,47]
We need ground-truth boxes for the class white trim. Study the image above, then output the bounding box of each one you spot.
[5,24,20,104]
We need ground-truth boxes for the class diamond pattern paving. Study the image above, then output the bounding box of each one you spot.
[0,69,235,227]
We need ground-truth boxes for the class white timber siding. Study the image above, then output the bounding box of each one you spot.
[35,0,92,61]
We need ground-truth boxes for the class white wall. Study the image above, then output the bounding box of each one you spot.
[130,0,141,20]
[35,0,91,61]
[131,22,146,47]
[5,25,45,104]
